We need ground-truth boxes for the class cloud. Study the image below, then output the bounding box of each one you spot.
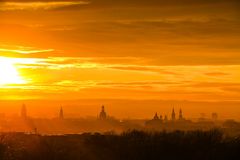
[0,0,239,65]
[1,56,239,101]
[0,45,55,55]
[0,1,89,11]
[222,86,240,93]
[23,19,239,65]
[0,48,54,54]
[82,0,240,7]
[188,82,240,88]
[108,66,180,75]
[205,72,229,76]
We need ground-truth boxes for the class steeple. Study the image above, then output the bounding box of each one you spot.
[179,108,183,120]
[59,106,64,119]
[171,107,176,121]
[153,112,159,120]
[21,103,27,119]
[99,105,107,120]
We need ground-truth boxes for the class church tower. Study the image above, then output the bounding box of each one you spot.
[171,107,176,121]
[179,108,183,120]
[99,105,107,120]
[21,103,27,119]
[59,106,64,119]
[153,112,159,120]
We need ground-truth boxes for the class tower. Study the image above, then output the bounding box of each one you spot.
[179,108,183,120]
[159,115,163,121]
[164,115,168,122]
[99,105,107,120]
[153,112,159,120]
[59,106,64,119]
[171,107,176,121]
[21,103,27,119]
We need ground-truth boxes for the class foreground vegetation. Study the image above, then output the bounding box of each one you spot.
[0,130,240,160]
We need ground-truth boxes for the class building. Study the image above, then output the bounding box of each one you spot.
[171,108,176,121]
[21,104,27,119]
[59,107,64,119]
[179,109,184,120]
[212,112,218,121]
[99,105,107,120]
[159,115,163,121]
[153,113,159,120]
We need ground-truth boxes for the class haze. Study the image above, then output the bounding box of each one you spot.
[0,0,240,119]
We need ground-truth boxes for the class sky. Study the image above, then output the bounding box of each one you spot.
[0,0,240,118]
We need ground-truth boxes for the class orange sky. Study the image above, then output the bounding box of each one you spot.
[0,0,240,119]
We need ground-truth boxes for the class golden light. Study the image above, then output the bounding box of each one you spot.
[0,57,26,85]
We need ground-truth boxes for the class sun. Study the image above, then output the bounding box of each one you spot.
[0,57,26,85]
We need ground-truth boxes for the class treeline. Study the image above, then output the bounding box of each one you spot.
[0,130,240,160]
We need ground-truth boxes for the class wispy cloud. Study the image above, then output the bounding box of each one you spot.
[205,72,229,76]
[0,45,54,55]
[0,56,240,101]
[0,48,54,54]
[0,1,90,11]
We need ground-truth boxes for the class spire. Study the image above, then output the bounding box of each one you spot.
[59,106,64,119]
[102,105,105,112]
[171,107,175,121]
[21,103,27,119]
[179,108,183,120]
[99,105,107,120]
[153,112,159,120]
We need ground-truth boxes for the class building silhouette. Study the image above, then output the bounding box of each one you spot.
[212,112,218,121]
[99,105,107,120]
[179,109,183,120]
[164,115,168,122]
[171,108,176,121]
[21,104,27,119]
[59,107,64,119]
[153,113,159,120]
[159,115,163,122]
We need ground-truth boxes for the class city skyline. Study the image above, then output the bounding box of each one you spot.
[0,102,231,121]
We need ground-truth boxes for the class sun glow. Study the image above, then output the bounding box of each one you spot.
[0,57,26,85]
